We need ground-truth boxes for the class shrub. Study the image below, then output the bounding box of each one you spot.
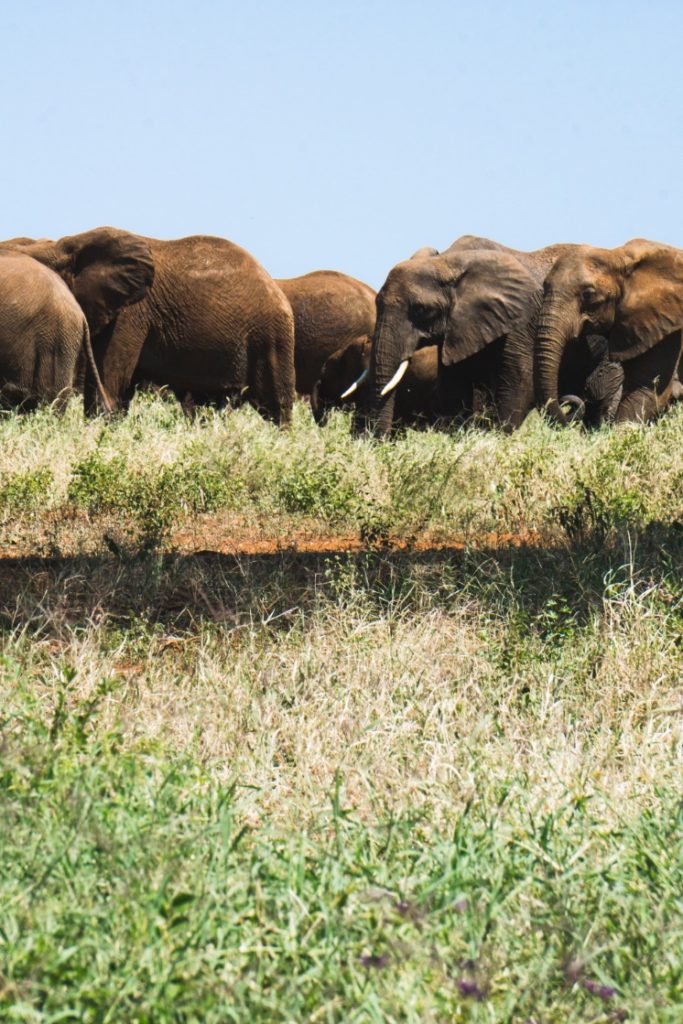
[0,467,54,518]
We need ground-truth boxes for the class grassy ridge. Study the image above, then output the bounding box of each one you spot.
[0,396,682,1020]
[0,392,682,552]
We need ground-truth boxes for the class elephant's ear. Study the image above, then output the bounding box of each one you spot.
[441,252,538,366]
[614,239,683,359]
[56,228,155,333]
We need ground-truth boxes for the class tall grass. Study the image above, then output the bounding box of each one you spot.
[0,392,682,553]
[0,394,681,1019]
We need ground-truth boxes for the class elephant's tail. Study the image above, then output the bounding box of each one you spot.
[82,320,114,415]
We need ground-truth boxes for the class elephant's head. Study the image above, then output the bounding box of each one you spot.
[311,337,371,425]
[0,227,155,335]
[367,247,539,435]
[536,239,683,424]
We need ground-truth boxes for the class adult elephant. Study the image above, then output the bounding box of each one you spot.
[536,239,683,424]
[4,228,295,424]
[276,271,376,395]
[0,251,111,411]
[364,236,625,435]
[311,340,453,427]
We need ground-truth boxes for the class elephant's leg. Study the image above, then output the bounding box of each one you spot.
[0,382,36,410]
[495,332,534,432]
[34,331,80,413]
[247,313,296,426]
[615,330,683,424]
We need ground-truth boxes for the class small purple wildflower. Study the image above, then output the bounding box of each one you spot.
[457,978,485,1001]
[583,978,616,1000]
[453,897,468,913]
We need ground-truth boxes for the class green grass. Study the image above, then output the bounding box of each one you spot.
[0,395,681,1020]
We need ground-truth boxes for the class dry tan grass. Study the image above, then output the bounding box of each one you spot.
[2,547,680,832]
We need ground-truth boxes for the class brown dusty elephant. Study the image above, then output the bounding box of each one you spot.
[536,239,683,424]
[363,236,625,436]
[310,339,457,428]
[3,229,295,424]
[0,250,110,411]
[175,269,376,416]
[275,271,376,395]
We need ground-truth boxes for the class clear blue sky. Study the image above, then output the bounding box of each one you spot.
[1,1,681,287]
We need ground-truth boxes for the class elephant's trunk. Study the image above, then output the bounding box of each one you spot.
[370,310,407,437]
[535,297,579,426]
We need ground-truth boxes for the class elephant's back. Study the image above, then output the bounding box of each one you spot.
[278,271,375,326]
[145,234,277,286]
[147,234,286,311]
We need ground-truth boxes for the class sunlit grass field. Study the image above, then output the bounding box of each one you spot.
[0,395,681,1021]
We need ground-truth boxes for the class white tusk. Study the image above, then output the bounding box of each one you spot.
[340,366,369,400]
[380,359,409,397]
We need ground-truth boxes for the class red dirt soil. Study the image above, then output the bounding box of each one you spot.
[171,519,547,557]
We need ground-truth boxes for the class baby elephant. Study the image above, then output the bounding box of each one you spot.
[311,340,458,428]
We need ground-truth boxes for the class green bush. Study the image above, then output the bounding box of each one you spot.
[277,460,360,521]
[67,451,128,514]
[0,467,54,517]
[68,448,246,549]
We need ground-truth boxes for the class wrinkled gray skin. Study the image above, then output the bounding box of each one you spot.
[276,271,376,395]
[0,251,109,411]
[537,239,683,424]
[311,340,456,428]
[175,270,376,416]
[3,228,295,424]
[369,235,624,436]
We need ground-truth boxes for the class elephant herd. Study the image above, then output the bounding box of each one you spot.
[0,226,682,435]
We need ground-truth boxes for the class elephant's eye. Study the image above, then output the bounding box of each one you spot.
[582,288,604,309]
[411,303,438,326]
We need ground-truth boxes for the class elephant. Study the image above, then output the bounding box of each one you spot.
[275,271,376,395]
[363,235,625,436]
[536,239,683,424]
[311,339,455,427]
[2,228,295,425]
[168,269,376,417]
[0,250,110,411]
